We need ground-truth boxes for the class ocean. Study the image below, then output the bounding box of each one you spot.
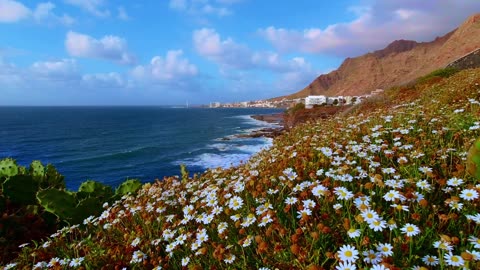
[0,106,283,190]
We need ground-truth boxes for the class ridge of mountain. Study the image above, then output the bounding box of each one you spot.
[275,13,480,100]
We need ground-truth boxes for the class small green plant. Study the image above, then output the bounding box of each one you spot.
[180,164,189,183]
[467,138,480,180]
[416,67,459,84]
[286,102,305,115]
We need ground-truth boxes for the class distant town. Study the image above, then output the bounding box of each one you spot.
[207,89,385,109]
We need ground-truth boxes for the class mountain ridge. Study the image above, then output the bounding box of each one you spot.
[274,13,480,100]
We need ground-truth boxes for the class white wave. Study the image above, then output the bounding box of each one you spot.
[208,143,234,152]
[235,138,273,153]
[176,137,273,169]
[178,153,251,169]
[233,114,282,128]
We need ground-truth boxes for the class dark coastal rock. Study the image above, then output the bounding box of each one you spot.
[242,113,285,139]
[250,113,284,125]
[235,127,284,139]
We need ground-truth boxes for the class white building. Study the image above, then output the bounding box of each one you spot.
[305,95,327,109]
[210,102,221,108]
[345,96,353,105]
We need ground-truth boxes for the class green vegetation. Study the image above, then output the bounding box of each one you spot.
[286,102,305,115]
[3,68,480,269]
[416,67,459,84]
[0,160,142,264]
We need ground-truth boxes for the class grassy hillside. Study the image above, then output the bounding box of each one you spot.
[5,69,480,269]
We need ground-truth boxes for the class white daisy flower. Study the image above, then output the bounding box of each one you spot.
[337,244,359,263]
[400,223,420,237]
[443,252,464,267]
[460,189,479,201]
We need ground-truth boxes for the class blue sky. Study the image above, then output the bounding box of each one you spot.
[1,0,479,105]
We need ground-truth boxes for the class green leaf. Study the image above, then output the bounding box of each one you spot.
[2,175,38,204]
[115,179,142,197]
[36,189,77,222]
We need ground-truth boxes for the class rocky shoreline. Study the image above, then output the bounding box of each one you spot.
[239,113,285,139]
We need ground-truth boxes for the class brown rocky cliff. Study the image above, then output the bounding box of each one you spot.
[372,40,419,58]
[277,13,480,100]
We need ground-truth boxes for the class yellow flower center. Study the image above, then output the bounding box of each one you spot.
[407,227,414,232]
[452,256,459,262]
[345,251,352,257]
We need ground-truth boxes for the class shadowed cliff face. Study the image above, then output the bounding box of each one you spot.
[372,40,419,58]
[277,13,480,100]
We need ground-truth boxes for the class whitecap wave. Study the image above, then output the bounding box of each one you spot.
[236,144,269,154]
[208,143,235,152]
[175,114,277,171]
[232,114,282,128]
[177,153,251,169]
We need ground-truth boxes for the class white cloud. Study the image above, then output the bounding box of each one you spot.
[131,50,197,82]
[259,0,480,57]
[33,2,75,25]
[64,0,110,17]
[193,28,316,74]
[0,0,31,23]
[30,58,78,79]
[193,28,251,68]
[169,0,239,17]
[33,2,54,20]
[65,31,136,65]
[0,53,202,105]
[0,1,74,25]
[193,28,319,98]
[201,4,230,16]
[83,72,126,87]
[169,0,187,10]
[0,61,25,88]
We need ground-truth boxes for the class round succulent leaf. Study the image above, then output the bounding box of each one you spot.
[0,158,19,179]
[36,189,77,222]
[115,179,142,197]
[78,180,114,201]
[29,160,45,178]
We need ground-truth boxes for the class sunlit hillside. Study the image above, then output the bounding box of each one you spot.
[5,68,480,269]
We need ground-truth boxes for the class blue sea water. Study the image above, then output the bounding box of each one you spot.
[0,107,283,190]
